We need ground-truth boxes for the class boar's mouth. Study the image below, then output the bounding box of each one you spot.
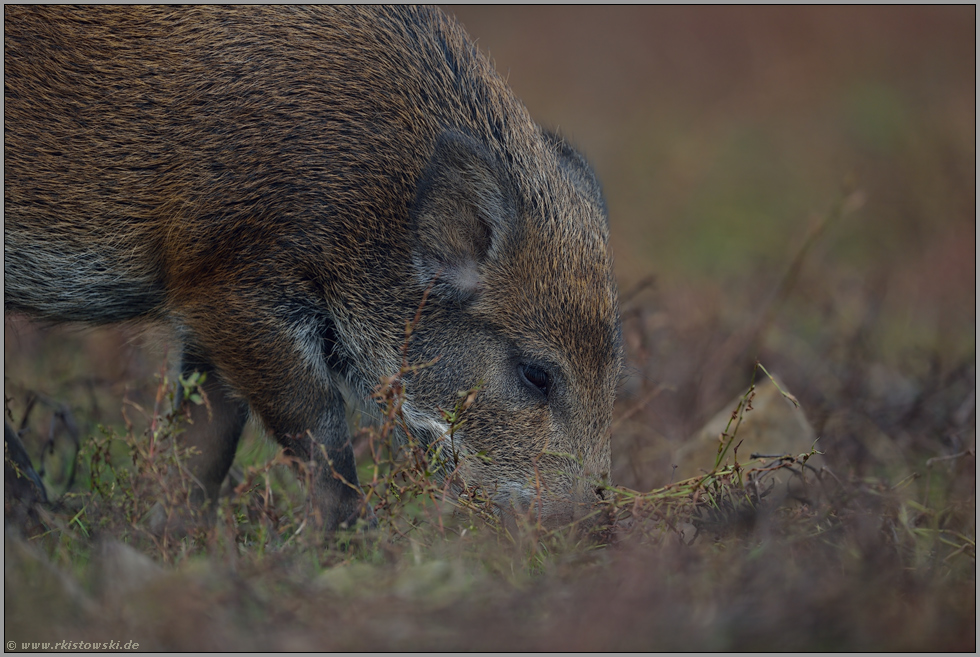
[399,405,609,533]
[478,480,608,533]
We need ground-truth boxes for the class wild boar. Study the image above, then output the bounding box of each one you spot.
[4,5,622,532]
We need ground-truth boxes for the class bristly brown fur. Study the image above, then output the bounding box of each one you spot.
[4,6,622,532]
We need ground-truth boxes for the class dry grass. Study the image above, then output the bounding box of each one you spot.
[5,295,974,650]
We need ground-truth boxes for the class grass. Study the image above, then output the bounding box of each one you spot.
[4,298,974,649]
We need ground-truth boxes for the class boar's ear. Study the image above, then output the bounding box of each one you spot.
[410,130,517,302]
[543,130,608,225]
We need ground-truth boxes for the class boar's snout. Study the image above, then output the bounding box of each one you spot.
[488,469,611,534]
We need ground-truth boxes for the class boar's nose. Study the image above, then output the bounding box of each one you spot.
[568,480,611,534]
[494,480,609,534]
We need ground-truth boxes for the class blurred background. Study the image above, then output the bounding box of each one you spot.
[5,5,975,496]
[446,5,976,491]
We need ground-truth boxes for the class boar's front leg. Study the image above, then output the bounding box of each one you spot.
[177,294,366,533]
[175,348,250,511]
[148,349,250,537]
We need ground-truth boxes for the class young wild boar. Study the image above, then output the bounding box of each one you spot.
[4,6,622,532]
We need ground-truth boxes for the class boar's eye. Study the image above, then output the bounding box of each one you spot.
[519,363,551,398]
